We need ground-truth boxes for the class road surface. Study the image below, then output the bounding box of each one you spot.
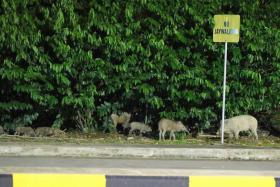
[0,156,279,176]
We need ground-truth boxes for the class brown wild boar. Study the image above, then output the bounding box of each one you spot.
[158,118,188,141]
[15,127,35,137]
[53,129,66,137]
[35,127,55,137]
[128,122,152,136]
[110,112,131,127]
[217,115,258,140]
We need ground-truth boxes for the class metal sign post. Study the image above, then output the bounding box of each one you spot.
[213,15,240,144]
[221,42,228,144]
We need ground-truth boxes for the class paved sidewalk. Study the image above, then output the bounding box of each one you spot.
[0,143,279,160]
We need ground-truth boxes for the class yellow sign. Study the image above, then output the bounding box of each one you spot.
[213,15,240,43]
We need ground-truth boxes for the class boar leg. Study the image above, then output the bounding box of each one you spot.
[251,128,258,141]
[159,130,162,140]
[162,130,166,141]
[129,129,133,136]
[139,129,143,137]
[171,131,176,140]
[234,131,239,140]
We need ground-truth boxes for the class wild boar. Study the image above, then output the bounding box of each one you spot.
[158,118,188,141]
[128,122,152,136]
[15,127,35,137]
[111,112,131,133]
[111,112,131,128]
[0,126,4,135]
[35,127,55,137]
[53,129,66,138]
[218,115,258,140]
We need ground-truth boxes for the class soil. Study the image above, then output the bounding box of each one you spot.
[0,131,279,148]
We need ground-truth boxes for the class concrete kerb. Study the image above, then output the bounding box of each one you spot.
[0,144,279,160]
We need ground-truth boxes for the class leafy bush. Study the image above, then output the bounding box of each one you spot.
[74,109,96,133]
[0,0,279,133]
[0,113,38,133]
[270,111,280,134]
[96,102,120,133]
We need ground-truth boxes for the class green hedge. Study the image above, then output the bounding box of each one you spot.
[270,111,280,133]
[0,0,279,132]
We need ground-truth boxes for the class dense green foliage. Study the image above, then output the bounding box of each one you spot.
[0,0,279,133]
[270,111,280,134]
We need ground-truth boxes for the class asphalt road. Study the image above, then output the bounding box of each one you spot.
[0,156,280,176]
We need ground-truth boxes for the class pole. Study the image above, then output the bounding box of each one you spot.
[221,42,228,144]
